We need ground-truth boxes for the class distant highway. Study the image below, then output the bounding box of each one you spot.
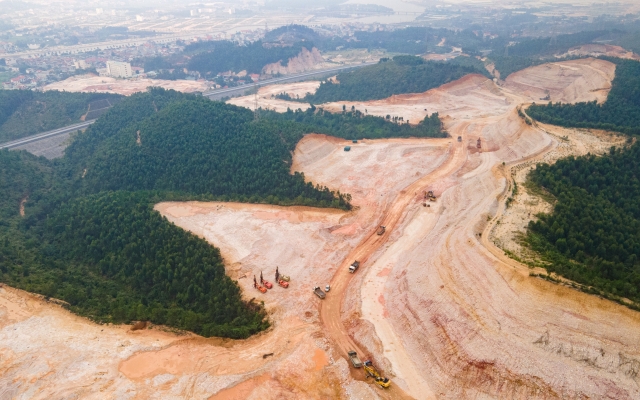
[0,120,95,150]
[0,63,374,152]
[202,62,374,100]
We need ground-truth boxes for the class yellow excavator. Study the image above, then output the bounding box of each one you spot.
[363,360,391,388]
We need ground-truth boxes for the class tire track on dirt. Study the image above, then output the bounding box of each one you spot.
[320,127,468,399]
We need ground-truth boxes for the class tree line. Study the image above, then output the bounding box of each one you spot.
[527,144,640,304]
[186,40,312,76]
[0,90,121,143]
[0,87,444,338]
[527,58,640,134]
[298,55,487,103]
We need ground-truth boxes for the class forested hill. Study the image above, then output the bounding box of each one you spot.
[488,31,612,78]
[526,143,640,306]
[527,58,640,134]
[1,88,444,339]
[186,40,312,76]
[301,55,488,103]
[0,90,121,143]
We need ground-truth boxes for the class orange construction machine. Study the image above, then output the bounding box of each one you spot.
[254,275,267,293]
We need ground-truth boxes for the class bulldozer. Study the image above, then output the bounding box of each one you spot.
[425,190,436,202]
[363,360,391,388]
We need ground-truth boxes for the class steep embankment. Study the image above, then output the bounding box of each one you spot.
[262,47,326,75]
[4,58,640,399]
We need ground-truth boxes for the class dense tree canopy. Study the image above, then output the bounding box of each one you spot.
[301,55,486,103]
[186,40,311,75]
[488,31,611,78]
[527,58,640,134]
[1,87,443,338]
[0,90,121,142]
[261,106,444,140]
[527,144,640,304]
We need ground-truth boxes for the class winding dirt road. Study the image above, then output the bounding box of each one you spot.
[5,58,640,399]
[319,132,467,397]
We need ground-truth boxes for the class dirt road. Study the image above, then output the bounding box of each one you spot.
[4,58,640,399]
[319,133,467,398]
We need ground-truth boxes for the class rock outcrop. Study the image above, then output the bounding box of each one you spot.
[262,47,325,76]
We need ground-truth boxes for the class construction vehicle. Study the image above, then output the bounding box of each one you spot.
[363,360,391,388]
[278,279,289,288]
[376,225,386,235]
[313,286,326,299]
[457,136,462,142]
[260,272,273,289]
[427,190,436,202]
[254,275,267,293]
[348,351,363,368]
[477,138,482,149]
[275,267,290,282]
[325,284,330,292]
[349,261,360,273]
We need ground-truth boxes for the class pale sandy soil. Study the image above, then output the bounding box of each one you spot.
[262,47,330,76]
[228,80,320,112]
[4,57,640,399]
[491,124,628,260]
[230,58,613,126]
[502,58,616,103]
[43,74,211,96]
[322,49,388,65]
[560,44,640,61]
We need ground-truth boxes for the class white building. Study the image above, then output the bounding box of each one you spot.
[107,61,132,78]
[74,60,88,69]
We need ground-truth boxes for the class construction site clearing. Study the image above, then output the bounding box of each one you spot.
[43,74,211,96]
[4,57,640,399]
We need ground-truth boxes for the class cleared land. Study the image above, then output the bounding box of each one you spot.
[228,80,321,112]
[561,44,640,60]
[44,74,211,96]
[3,57,640,399]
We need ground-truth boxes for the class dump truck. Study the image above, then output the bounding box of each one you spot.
[348,351,363,368]
[349,261,360,273]
[275,267,290,282]
[376,225,386,235]
[313,286,326,299]
[363,360,391,388]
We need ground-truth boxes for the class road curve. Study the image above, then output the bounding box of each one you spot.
[319,131,468,399]
[1,64,374,153]
[0,120,96,150]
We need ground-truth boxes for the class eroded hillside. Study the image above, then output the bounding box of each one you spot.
[2,58,640,399]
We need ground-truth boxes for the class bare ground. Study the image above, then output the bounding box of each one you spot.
[44,74,211,96]
[228,81,321,112]
[3,57,640,399]
[560,44,640,61]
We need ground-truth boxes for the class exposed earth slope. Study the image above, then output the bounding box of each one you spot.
[2,58,640,399]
